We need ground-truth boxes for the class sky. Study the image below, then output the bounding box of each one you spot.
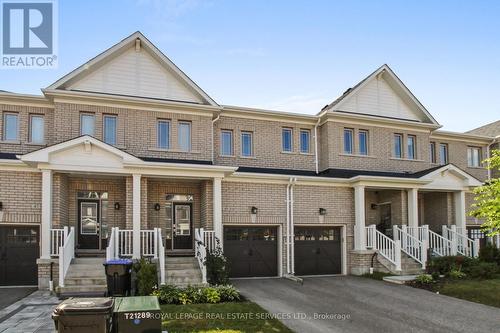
[1,0,499,132]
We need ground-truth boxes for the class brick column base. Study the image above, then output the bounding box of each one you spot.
[350,249,376,275]
[37,258,59,290]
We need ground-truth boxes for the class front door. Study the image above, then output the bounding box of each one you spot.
[172,203,193,250]
[78,200,100,249]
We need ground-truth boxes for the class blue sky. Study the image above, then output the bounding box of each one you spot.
[1,0,499,132]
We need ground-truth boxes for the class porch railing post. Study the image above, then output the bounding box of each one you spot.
[421,237,428,269]
[393,225,399,241]
[114,227,120,258]
[450,225,458,255]
[395,240,402,271]
[63,226,68,241]
[473,239,480,258]
[153,228,159,259]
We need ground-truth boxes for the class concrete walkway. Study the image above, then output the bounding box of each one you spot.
[0,291,58,333]
[233,276,500,333]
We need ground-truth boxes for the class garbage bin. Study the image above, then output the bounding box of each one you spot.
[52,297,114,333]
[113,296,161,333]
[104,259,133,296]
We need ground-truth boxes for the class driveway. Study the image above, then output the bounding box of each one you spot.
[0,287,37,311]
[233,276,500,333]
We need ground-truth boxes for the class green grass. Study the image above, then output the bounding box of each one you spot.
[361,271,392,281]
[435,278,500,308]
[161,301,294,333]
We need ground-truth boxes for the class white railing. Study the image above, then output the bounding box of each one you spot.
[204,230,216,252]
[106,227,118,261]
[50,227,68,257]
[58,227,75,288]
[442,225,479,257]
[195,228,208,284]
[118,229,133,257]
[157,228,165,285]
[366,225,401,271]
[406,226,427,242]
[140,229,157,258]
[428,228,453,257]
[394,225,427,268]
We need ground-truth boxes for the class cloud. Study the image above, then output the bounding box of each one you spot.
[255,94,331,114]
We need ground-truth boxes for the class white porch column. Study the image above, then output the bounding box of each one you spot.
[354,185,366,250]
[213,177,223,245]
[407,188,419,235]
[454,191,466,232]
[132,174,141,259]
[41,170,53,259]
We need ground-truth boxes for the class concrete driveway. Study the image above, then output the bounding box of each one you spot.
[0,287,36,311]
[233,276,500,333]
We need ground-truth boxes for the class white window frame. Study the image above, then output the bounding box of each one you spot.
[177,121,191,152]
[358,129,368,155]
[241,131,254,157]
[467,147,481,167]
[103,114,117,145]
[282,128,293,152]
[407,135,416,160]
[343,128,354,154]
[220,129,233,156]
[29,114,45,144]
[2,112,19,141]
[299,129,310,154]
[157,119,171,149]
[394,134,403,158]
[430,142,436,164]
[80,113,96,136]
[439,143,448,165]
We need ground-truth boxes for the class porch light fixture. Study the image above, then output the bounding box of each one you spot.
[114,202,120,210]
[251,206,258,214]
[154,203,161,211]
[319,208,327,215]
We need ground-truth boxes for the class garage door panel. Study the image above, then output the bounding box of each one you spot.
[224,227,278,278]
[294,226,341,276]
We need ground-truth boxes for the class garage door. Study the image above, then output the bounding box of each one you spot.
[294,226,341,276]
[224,226,278,278]
[0,226,39,286]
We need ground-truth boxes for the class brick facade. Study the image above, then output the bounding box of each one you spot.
[0,171,41,224]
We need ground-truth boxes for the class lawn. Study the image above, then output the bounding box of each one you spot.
[435,277,500,308]
[161,301,294,333]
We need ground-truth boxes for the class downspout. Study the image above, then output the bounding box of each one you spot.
[211,113,221,164]
[290,177,297,274]
[314,118,321,174]
[286,178,293,275]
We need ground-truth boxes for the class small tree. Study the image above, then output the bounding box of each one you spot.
[203,238,230,285]
[470,149,500,236]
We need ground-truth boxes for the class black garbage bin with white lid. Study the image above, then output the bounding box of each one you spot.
[52,297,114,333]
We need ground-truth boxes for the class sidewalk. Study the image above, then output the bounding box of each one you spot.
[0,291,59,333]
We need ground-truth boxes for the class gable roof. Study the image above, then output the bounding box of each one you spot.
[321,64,440,126]
[466,120,500,137]
[45,31,218,106]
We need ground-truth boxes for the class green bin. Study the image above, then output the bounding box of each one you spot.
[113,296,161,333]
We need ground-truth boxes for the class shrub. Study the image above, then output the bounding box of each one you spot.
[133,258,157,296]
[216,284,241,302]
[153,284,179,304]
[448,269,466,280]
[203,287,221,303]
[204,238,230,285]
[431,271,440,281]
[479,244,500,265]
[415,274,433,284]
[152,284,240,304]
[463,262,498,279]
[426,256,468,275]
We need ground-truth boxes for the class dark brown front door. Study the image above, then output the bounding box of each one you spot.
[224,227,278,278]
[78,199,100,249]
[172,203,193,250]
[0,226,39,285]
[294,226,341,276]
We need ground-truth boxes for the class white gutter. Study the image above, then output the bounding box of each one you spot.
[314,117,321,174]
[487,135,500,180]
[211,113,221,164]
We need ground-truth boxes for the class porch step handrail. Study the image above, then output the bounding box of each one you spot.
[50,227,68,257]
[140,229,157,258]
[156,228,165,285]
[203,230,216,252]
[58,227,75,288]
[106,227,118,261]
[394,225,427,268]
[366,225,401,271]
[194,228,208,284]
[442,225,479,257]
[118,229,133,257]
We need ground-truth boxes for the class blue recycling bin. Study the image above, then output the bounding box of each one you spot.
[103,259,133,296]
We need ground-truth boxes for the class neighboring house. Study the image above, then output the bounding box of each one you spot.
[0,32,496,291]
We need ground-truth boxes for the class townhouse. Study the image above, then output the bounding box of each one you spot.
[0,32,497,291]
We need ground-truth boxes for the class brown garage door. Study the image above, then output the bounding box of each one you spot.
[0,226,39,285]
[294,226,341,275]
[224,226,278,278]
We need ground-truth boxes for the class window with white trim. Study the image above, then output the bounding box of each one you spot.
[220,130,233,156]
[178,121,191,152]
[157,120,170,149]
[467,147,481,167]
[358,130,368,155]
[429,142,436,163]
[103,115,117,145]
[241,131,253,157]
[300,129,310,153]
[439,143,448,165]
[344,128,353,154]
[282,128,293,152]
[3,112,18,141]
[394,134,403,158]
[29,114,44,144]
[80,113,95,136]
[407,135,416,160]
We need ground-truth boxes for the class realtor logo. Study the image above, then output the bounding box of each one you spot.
[1,0,58,68]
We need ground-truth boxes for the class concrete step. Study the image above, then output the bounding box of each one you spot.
[64,277,107,286]
[73,258,106,265]
[58,285,107,294]
[167,263,199,270]
[166,276,203,285]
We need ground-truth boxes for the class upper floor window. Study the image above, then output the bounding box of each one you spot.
[407,135,416,160]
[394,134,403,158]
[220,130,233,156]
[29,114,44,144]
[2,112,18,141]
[343,128,353,154]
[429,142,436,163]
[467,147,481,167]
[80,113,95,136]
[241,131,253,157]
[358,130,368,155]
[300,129,310,153]
[103,115,117,145]
[282,128,293,152]
[157,120,170,149]
[439,143,448,165]
[178,121,191,152]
